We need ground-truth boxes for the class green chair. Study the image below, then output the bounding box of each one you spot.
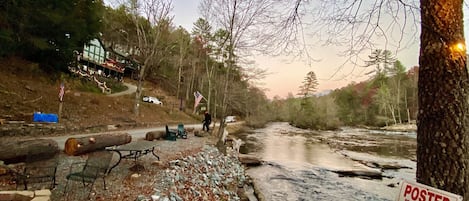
[63,151,113,198]
[165,125,177,141]
[16,152,58,190]
[177,124,188,139]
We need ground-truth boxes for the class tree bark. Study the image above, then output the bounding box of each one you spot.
[0,139,59,164]
[64,133,132,156]
[418,0,469,199]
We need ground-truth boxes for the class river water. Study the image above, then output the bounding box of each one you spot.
[235,122,417,201]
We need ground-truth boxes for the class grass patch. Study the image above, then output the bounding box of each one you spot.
[102,78,128,93]
[75,78,101,93]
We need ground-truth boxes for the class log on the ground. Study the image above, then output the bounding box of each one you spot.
[145,131,166,141]
[331,170,383,180]
[64,133,131,156]
[186,127,195,133]
[238,154,262,166]
[194,130,206,137]
[0,139,59,164]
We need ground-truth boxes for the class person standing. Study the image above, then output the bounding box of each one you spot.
[202,111,212,132]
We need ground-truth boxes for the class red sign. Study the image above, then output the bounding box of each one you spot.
[396,180,462,201]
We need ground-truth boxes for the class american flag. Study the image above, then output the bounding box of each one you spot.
[194,91,204,109]
[58,83,65,102]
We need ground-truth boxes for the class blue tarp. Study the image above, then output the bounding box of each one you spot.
[33,112,58,123]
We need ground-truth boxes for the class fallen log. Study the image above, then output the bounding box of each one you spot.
[145,131,166,141]
[0,139,59,164]
[64,133,132,156]
[195,130,210,137]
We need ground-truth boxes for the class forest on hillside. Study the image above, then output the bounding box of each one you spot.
[0,0,421,130]
[271,50,419,130]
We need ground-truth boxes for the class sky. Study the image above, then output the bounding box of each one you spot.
[171,0,422,99]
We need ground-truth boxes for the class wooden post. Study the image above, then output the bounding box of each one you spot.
[58,102,63,122]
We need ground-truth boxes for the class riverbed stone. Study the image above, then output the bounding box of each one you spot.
[238,154,262,166]
[152,145,245,200]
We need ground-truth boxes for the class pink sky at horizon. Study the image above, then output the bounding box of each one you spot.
[171,0,422,99]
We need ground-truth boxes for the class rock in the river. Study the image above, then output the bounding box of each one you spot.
[331,169,383,180]
[238,154,262,166]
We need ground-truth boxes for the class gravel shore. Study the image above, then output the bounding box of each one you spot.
[0,132,251,201]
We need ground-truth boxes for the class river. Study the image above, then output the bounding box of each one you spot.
[234,122,417,201]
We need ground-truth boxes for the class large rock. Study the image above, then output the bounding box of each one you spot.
[238,154,262,166]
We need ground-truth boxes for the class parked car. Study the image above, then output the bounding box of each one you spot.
[225,116,236,123]
[142,96,163,105]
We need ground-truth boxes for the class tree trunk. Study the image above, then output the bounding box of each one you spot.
[418,0,469,199]
[134,63,146,116]
[388,104,397,125]
[64,133,132,156]
[206,58,212,112]
[0,139,59,164]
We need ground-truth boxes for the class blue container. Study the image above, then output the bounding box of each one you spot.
[33,113,58,123]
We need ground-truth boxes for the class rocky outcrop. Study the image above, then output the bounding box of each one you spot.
[0,189,51,201]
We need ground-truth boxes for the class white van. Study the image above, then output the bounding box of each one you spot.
[225,116,236,123]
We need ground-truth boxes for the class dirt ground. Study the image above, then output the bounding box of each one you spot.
[0,57,198,132]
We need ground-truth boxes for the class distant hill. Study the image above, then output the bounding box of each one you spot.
[315,89,332,97]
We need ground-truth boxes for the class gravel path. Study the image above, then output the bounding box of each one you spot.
[107,82,137,97]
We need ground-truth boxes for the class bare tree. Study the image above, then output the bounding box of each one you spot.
[125,0,173,116]
[200,0,281,150]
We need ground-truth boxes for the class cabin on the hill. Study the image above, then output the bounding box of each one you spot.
[75,38,139,81]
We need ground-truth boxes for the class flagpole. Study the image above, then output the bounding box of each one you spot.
[58,82,65,122]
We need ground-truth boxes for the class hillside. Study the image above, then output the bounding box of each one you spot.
[0,58,198,135]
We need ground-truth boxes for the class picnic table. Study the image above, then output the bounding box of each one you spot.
[106,141,159,173]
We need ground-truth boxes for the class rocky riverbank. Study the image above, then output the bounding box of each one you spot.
[138,145,248,201]
[379,123,417,132]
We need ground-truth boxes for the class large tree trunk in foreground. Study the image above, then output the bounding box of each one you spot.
[64,133,132,156]
[418,0,469,199]
[0,139,59,164]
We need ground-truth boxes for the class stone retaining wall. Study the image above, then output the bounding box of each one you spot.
[0,189,51,201]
